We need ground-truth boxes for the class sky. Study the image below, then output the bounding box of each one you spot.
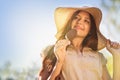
[0,0,119,69]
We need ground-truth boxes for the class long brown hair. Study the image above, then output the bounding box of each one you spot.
[58,10,98,51]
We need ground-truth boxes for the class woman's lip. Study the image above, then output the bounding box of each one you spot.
[74,26,84,30]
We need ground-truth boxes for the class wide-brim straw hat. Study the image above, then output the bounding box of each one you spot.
[54,6,107,50]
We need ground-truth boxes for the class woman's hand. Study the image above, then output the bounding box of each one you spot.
[106,39,120,55]
[49,39,70,80]
[54,39,70,63]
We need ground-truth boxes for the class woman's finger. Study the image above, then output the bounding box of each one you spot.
[110,41,120,49]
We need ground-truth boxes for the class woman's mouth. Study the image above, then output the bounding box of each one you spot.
[74,26,84,30]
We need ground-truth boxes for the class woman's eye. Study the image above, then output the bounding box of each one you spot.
[85,20,90,24]
[74,16,79,19]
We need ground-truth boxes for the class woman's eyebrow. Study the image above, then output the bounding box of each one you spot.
[85,17,90,20]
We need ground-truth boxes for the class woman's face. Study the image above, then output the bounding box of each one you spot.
[71,11,91,38]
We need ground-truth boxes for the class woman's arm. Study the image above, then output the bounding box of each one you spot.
[49,39,70,80]
[102,65,112,80]
[49,61,63,80]
[106,39,120,80]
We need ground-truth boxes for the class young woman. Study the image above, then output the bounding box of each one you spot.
[39,6,120,80]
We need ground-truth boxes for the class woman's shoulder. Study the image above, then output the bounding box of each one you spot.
[85,48,107,65]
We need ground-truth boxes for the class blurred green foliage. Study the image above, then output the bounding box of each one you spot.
[101,0,120,31]
[106,56,113,77]
[0,61,40,80]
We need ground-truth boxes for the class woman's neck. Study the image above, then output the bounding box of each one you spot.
[71,37,84,50]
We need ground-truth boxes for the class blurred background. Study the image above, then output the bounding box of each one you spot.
[0,0,120,80]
